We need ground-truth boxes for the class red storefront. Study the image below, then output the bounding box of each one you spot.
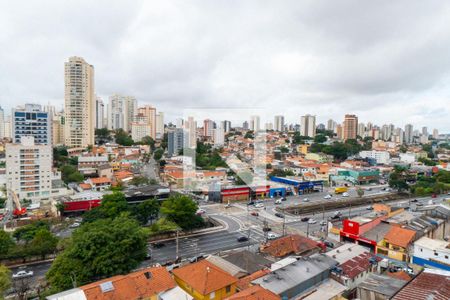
[340,217,386,251]
[221,186,250,202]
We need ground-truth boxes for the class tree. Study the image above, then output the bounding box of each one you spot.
[314,134,327,143]
[13,221,50,243]
[356,187,365,198]
[389,166,410,192]
[132,199,160,225]
[279,146,289,153]
[141,136,156,151]
[46,216,147,291]
[244,131,254,139]
[82,192,129,223]
[55,202,65,220]
[0,230,14,258]
[95,128,111,140]
[0,265,12,299]
[129,176,150,186]
[60,165,84,184]
[269,169,294,178]
[29,229,58,260]
[161,195,203,230]
[153,148,164,161]
[115,129,134,146]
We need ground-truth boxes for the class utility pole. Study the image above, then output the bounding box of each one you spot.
[175,230,179,261]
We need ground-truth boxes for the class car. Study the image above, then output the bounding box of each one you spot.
[225,203,232,208]
[366,187,372,191]
[342,192,349,197]
[303,198,309,202]
[237,236,249,242]
[411,199,418,203]
[280,197,287,201]
[12,270,34,279]
[274,212,285,218]
[152,242,166,248]
[366,206,374,210]
[250,211,259,217]
[247,201,255,206]
[416,202,424,206]
[308,218,317,224]
[196,209,206,215]
[320,220,327,226]
[255,203,265,208]
[324,194,332,199]
[267,232,278,240]
[432,194,437,198]
[275,199,282,205]
[262,226,272,232]
[301,217,310,222]
[69,222,80,228]
[75,217,82,222]
[324,241,334,248]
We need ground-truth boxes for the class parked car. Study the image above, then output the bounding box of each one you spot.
[237,236,249,242]
[416,202,424,206]
[152,242,166,248]
[12,270,34,279]
[411,199,418,203]
[324,194,332,199]
[250,211,259,217]
[247,201,255,206]
[262,226,272,232]
[301,217,310,222]
[320,220,327,226]
[308,218,317,224]
[342,192,349,197]
[303,198,309,202]
[281,197,287,201]
[275,199,282,205]
[324,241,334,248]
[267,232,278,240]
[366,187,372,191]
[274,212,285,218]
[255,203,265,208]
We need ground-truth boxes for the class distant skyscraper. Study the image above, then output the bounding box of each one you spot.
[274,115,284,132]
[221,120,231,133]
[168,128,186,156]
[336,124,343,140]
[52,111,65,145]
[203,119,215,137]
[242,121,249,130]
[343,114,358,140]
[213,127,225,146]
[404,124,413,144]
[136,105,156,139]
[156,112,164,139]
[422,126,428,137]
[432,129,439,139]
[0,106,4,139]
[265,122,273,131]
[316,123,325,131]
[95,97,104,129]
[64,56,95,148]
[327,119,336,131]
[300,114,316,137]
[43,105,56,117]
[357,123,365,137]
[250,115,260,131]
[108,94,137,132]
[185,116,197,148]
[12,104,52,145]
[3,115,11,139]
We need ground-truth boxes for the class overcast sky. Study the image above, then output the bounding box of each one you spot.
[1,0,450,132]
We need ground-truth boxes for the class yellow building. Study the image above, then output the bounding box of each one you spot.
[297,144,309,155]
[376,226,416,262]
[173,260,238,300]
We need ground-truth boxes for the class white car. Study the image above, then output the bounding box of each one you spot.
[267,232,278,240]
[342,192,349,197]
[12,270,34,279]
[275,199,282,205]
[69,222,80,228]
[303,198,309,202]
[308,218,317,224]
[196,209,206,215]
[320,220,327,226]
[255,203,265,208]
[324,194,332,199]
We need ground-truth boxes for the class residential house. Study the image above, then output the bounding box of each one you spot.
[206,255,248,278]
[86,177,112,192]
[411,237,450,271]
[46,266,177,300]
[172,260,238,300]
[259,234,321,259]
[356,274,407,300]
[391,269,450,300]
[224,285,280,300]
[376,226,416,262]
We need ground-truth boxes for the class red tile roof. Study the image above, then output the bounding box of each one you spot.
[340,252,382,279]
[225,285,280,300]
[386,271,412,282]
[172,260,238,295]
[80,266,175,300]
[236,269,271,291]
[90,177,112,184]
[384,226,416,248]
[260,234,319,258]
[392,270,450,300]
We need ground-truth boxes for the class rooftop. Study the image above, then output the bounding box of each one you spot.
[414,236,450,251]
[301,279,347,300]
[361,222,392,243]
[357,274,407,297]
[384,226,416,248]
[325,243,370,265]
[391,269,450,300]
[224,285,280,300]
[221,250,273,274]
[260,234,320,258]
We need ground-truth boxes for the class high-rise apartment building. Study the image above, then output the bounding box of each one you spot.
[95,97,105,129]
[12,104,52,145]
[432,129,439,139]
[327,119,336,131]
[3,116,11,139]
[274,115,284,132]
[155,112,164,139]
[108,94,137,132]
[336,124,343,140]
[52,112,65,146]
[343,114,358,140]
[357,123,365,137]
[203,119,215,137]
[300,114,316,137]
[131,121,151,142]
[213,127,225,146]
[136,105,156,139]
[168,128,187,156]
[250,115,260,132]
[185,116,197,148]
[422,126,428,137]
[242,121,249,130]
[0,106,4,139]
[404,124,414,144]
[6,136,53,202]
[64,56,95,148]
[221,120,231,133]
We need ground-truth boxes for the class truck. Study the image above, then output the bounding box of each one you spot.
[334,187,348,194]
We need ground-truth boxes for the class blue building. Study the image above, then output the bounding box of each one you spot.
[270,176,323,194]
[168,128,188,156]
[12,104,52,145]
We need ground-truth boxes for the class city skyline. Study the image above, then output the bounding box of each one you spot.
[1,1,450,131]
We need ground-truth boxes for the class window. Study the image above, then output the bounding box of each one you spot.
[226,285,231,293]
[445,255,448,259]
[210,291,215,299]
